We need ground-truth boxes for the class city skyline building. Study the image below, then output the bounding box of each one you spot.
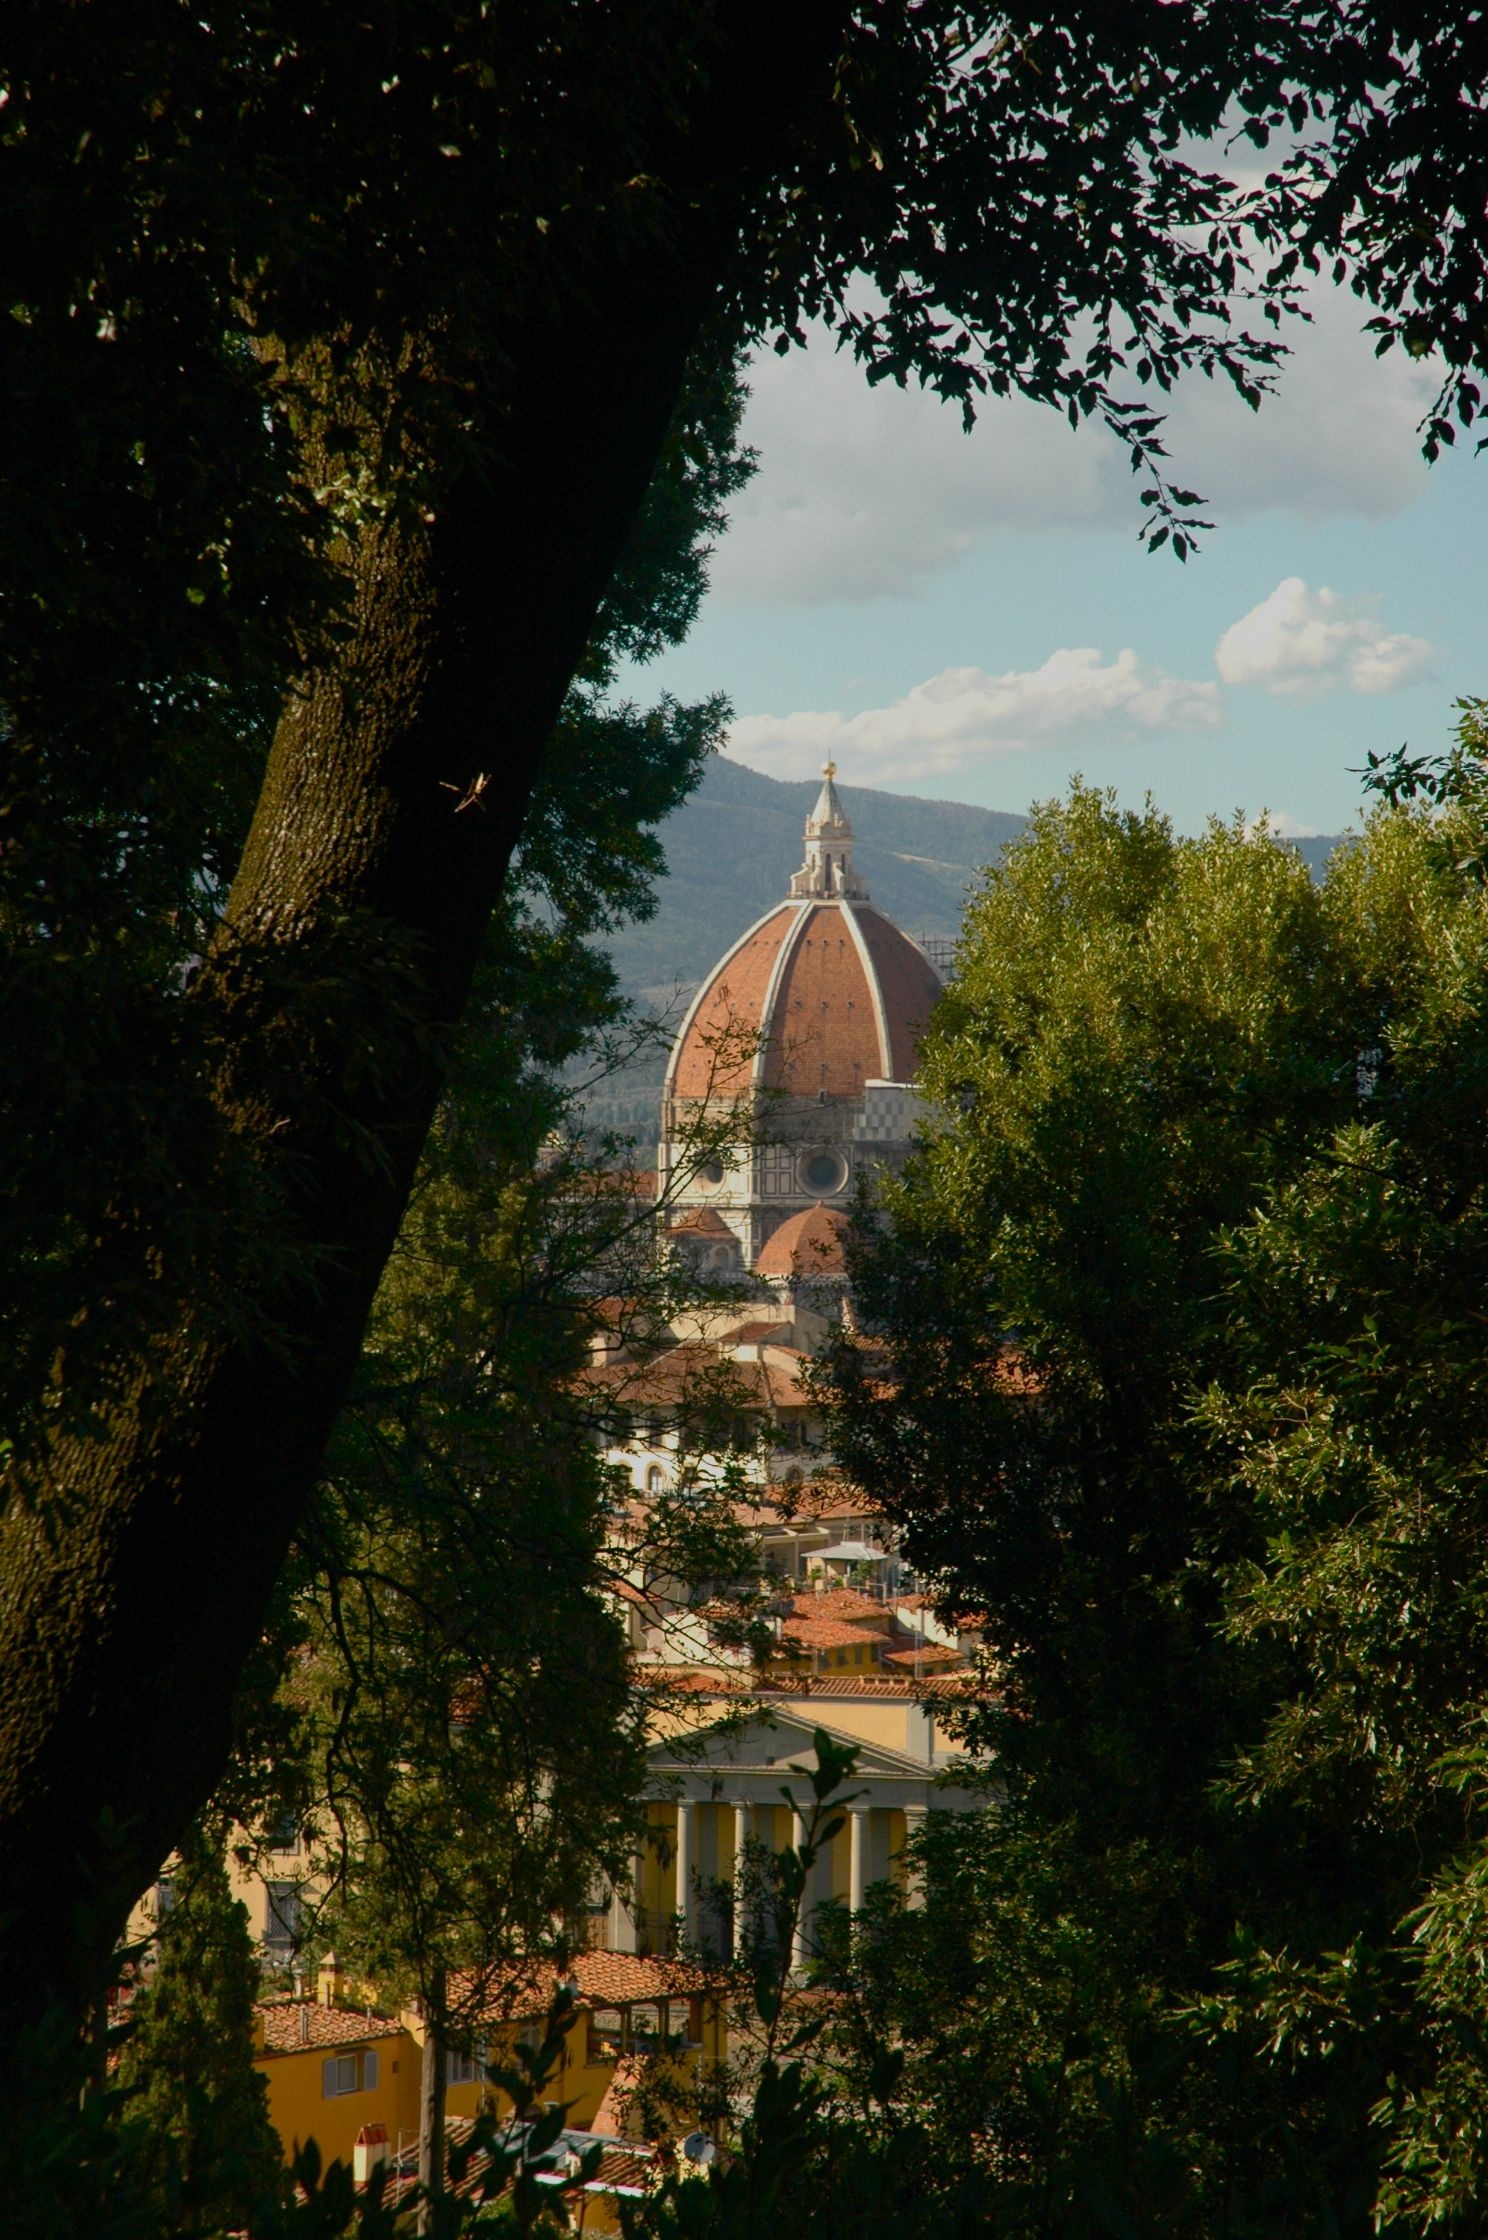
[657,765,943,1278]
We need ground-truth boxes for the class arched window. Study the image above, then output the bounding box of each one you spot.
[646,1465,665,1495]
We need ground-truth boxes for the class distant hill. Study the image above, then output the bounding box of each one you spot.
[591,756,1343,1145]
[609,755,1027,1007]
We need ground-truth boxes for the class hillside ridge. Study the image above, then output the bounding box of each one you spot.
[608,754,1027,1004]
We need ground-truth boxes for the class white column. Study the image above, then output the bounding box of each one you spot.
[733,1802,751,1959]
[848,1805,868,1915]
[675,1800,696,1947]
[616,1839,647,1954]
[901,1804,927,1910]
[790,1807,809,1973]
[608,1877,635,1954]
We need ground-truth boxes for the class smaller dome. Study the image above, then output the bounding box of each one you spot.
[670,1207,733,1237]
[755,1202,852,1278]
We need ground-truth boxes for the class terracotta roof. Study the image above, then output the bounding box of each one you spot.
[570,1952,704,2005]
[730,1483,878,1529]
[588,2144,658,2196]
[789,1588,887,1624]
[879,1644,964,1670]
[852,905,942,1081]
[760,904,889,1096]
[668,1207,733,1237]
[781,1616,882,1650]
[755,1204,852,1278]
[666,897,941,1105]
[755,1674,963,1700]
[582,1298,675,1344]
[379,2119,657,2211]
[649,1665,753,1693]
[667,905,796,1098]
[449,1951,703,2025]
[582,1342,808,1412]
[258,2001,406,2056]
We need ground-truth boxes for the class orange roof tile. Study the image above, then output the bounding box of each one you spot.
[579,1343,807,1412]
[759,904,886,1097]
[781,1616,881,1650]
[754,1674,965,1700]
[588,2144,658,2195]
[755,1203,851,1278]
[569,1169,659,1201]
[668,1207,733,1237]
[666,897,941,1106]
[788,1588,887,1624]
[852,905,942,1081]
[668,906,797,1098]
[449,1951,704,2025]
[258,2002,406,2056]
[730,1483,880,1529]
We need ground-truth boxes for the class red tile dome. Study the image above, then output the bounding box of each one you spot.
[755,1202,852,1277]
[665,897,941,1103]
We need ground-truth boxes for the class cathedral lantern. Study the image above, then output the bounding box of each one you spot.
[659,766,943,1279]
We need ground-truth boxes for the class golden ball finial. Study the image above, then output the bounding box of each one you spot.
[823,759,837,781]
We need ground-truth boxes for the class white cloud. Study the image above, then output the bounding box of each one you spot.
[710,343,1111,606]
[729,649,1222,786]
[1216,577,1434,701]
[1244,809,1324,840]
[709,287,1439,609]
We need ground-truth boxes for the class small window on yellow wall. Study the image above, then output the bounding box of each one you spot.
[322,2054,357,2098]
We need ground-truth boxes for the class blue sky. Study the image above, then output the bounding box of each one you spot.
[625,286,1484,840]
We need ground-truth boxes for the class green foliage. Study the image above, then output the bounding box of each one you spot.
[116,1829,286,2234]
[823,711,1488,2232]
[830,786,1365,1827]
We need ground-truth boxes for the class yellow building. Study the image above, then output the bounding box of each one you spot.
[254,1998,419,2169]
[612,1691,985,1969]
[252,1950,724,2183]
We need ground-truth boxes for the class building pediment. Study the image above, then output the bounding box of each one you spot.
[649,1705,941,1786]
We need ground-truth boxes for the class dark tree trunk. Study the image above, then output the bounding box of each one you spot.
[417,1975,449,2231]
[0,6,850,2051]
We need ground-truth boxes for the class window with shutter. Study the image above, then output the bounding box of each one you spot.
[265,1882,302,1948]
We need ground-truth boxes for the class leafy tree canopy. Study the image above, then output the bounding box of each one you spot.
[828,702,1488,2231]
[3,0,1486,2058]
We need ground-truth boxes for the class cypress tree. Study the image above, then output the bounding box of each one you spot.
[117,1825,285,2234]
